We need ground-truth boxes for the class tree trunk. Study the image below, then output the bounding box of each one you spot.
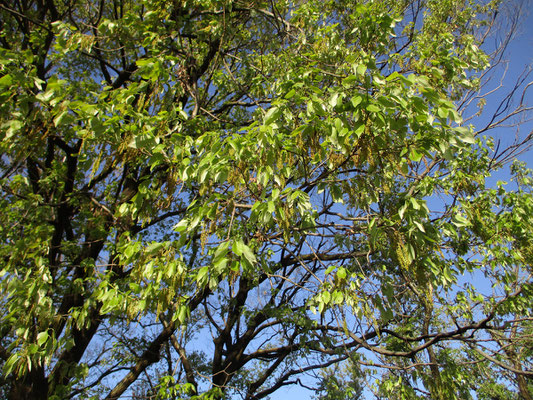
[8,366,48,400]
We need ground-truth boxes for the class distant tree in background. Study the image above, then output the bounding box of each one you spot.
[0,0,531,399]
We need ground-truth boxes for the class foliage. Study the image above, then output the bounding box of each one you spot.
[313,356,364,400]
[0,0,532,399]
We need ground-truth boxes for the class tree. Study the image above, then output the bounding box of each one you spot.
[0,0,532,399]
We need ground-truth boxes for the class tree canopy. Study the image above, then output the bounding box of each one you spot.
[0,0,532,399]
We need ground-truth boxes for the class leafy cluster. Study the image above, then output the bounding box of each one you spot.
[0,0,531,399]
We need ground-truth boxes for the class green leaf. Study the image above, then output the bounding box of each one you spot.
[285,88,296,99]
[146,242,164,254]
[322,291,331,305]
[366,104,380,113]
[437,107,449,119]
[332,290,343,304]
[196,266,209,284]
[351,96,362,108]
[174,219,189,232]
[413,220,425,232]
[458,128,476,144]
[330,184,344,203]
[233,240,256,265]
[35,89,55,103]
[37,331,48,346]
[53,110,73,127]
[452,214,470,227]
[409,148,423,162]
[232,239,245,257]
[3,354,18,376]
[264,107,281,124]
[337,267,347,280]
[0,74,13,86]
[173,305,189,324]
[325,265,336,275]
[213,241,230,262]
